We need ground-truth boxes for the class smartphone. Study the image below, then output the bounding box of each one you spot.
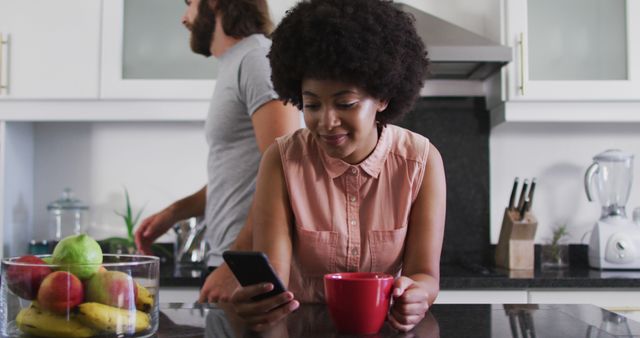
[222,250,287,301]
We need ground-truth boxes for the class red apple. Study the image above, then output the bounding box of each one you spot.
[37,271,84,314]
[6,255,52,300]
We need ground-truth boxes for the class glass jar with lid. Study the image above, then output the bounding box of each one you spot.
[47,188,89,241]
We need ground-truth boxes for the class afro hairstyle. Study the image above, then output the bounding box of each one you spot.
[268,0,429,124]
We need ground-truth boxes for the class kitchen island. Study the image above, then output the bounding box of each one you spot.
[156,302,640,337]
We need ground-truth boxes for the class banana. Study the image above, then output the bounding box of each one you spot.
[76,302,150,334]
[16,305,97,338]
[135,282,154,313]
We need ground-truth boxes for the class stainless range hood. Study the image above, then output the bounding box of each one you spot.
[396,4,512,80]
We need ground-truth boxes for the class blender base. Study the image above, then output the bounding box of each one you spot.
[588,217,640,270]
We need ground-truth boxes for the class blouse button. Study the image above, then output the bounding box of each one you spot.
[349,195,356,202]
[350,219,357,226]
[351,247,359,256]
[350,167,358,175]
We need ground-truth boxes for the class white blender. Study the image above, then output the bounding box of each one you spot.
[584,149,640,269]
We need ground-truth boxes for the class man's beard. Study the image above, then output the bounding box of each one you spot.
[189,0,216,57]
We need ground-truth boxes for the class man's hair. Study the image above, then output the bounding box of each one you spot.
[213,0,273,38]
[268,0,429,124]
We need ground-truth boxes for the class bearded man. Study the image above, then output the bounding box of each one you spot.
[135,0,300,302]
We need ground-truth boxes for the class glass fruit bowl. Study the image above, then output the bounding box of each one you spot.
[0,253,160,338]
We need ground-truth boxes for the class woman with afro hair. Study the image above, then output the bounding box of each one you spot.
[229,0,445,332]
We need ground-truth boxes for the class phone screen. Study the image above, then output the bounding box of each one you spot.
[222,251,287,301]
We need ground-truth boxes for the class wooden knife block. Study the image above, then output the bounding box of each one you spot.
[495,208,538,270]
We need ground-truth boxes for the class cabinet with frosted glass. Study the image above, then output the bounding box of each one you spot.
[100,0,218,99]
[100,0,299,100]
[504,0,640,100]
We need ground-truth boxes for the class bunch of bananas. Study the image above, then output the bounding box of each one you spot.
[15,282,155,338]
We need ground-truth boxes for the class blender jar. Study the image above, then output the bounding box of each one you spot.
[584,149,634,218]
[47,188,89,242]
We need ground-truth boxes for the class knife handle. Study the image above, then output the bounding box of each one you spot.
[526,178,537,212]
[517,179,529,211]
[508,177,519,210]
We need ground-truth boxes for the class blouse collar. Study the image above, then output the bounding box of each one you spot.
[317,125,391,179]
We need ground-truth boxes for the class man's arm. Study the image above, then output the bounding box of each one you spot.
[251,100,301,152]
[167,185,207,220]
[135,186,206,255]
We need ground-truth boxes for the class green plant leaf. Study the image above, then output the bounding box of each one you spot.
[125,188,132,220]
[151,243,173,258]
[551,224,570,246]
[133,207,145,230]
[113,187,147,248]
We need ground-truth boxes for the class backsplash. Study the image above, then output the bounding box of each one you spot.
[398,97,491,265]
[490,122,640,246]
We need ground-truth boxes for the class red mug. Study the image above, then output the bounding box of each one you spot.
[323,272,394,335]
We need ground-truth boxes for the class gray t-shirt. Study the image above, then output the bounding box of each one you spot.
[203,34,278,267]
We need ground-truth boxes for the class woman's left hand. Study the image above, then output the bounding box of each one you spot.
[388,276,430,332]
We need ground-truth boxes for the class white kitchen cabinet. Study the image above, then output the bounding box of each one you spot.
[436,289,640,322]
[159,287,200,304]
[504,0,640,101]
[100,0,302,100]
[100,0,216,99]
[436,290,528,304]
[0,0,100,99]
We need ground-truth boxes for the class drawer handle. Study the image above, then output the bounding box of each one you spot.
[518,32,524,95]
[518,32,525,96]
[0,32,8,94]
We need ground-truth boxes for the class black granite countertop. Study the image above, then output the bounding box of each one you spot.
[156,303,640,337]
[160,245,640,289]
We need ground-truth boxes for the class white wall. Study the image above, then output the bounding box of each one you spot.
[269,0,297,25]
[32,122,207,244]
[3,123,34,256]
[490,122,640,244]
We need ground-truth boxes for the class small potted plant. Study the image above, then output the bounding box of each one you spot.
[99,187,144,254]
[541,224,570,269]
[99,188,173,259]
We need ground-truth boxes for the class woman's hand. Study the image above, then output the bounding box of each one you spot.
[388,276,430,332]
[229,283,299,332]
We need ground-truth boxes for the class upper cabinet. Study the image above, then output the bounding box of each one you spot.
[0,0,101,99]
[101,0,216,99]
[504,0,640,101]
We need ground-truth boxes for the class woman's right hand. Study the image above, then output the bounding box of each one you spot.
[134,209,175,255]
[229,283,299,332]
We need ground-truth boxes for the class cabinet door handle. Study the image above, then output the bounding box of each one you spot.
[0,32,8,95]
[518,32,525,96]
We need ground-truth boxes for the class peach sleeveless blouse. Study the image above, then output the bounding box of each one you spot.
[276,124,430,303]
